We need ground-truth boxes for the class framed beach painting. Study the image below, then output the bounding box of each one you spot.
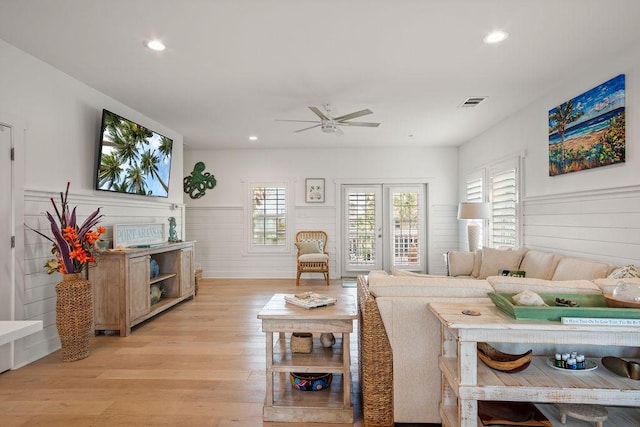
[548,74,625,176]
[305,178,325,203]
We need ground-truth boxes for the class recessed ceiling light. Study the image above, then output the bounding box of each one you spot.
[146,39,166,51]
[483,30,508,44]
[249,136,258,141]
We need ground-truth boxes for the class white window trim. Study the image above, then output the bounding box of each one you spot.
[244,180,293,254]
[464,154,523,248]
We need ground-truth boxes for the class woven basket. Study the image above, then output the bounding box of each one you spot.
[290,332,313,353]
[357,275,394,426]
[56,273,94,362]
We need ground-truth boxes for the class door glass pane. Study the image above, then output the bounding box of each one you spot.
[392,191,420,268]
[347,192,377,266]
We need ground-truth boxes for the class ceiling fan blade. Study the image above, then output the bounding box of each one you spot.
[294,124,322,133]
[276,119,322,124]
[338,121,380,127]
[334,109,373,122]
[308,106,330,121]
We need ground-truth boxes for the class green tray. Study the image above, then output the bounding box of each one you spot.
[488,292,640,321]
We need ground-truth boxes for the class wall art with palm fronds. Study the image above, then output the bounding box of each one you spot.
[548,74,625,176]
[96,109,173,197]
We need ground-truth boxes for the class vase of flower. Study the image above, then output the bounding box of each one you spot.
[56,273,93,362]
[28,182,105,362]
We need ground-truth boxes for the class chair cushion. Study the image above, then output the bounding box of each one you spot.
[295,241,322,255]
[298,253,329,262]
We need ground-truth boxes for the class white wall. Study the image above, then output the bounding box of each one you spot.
[0,39,185,367]
[184,147,459,278]
[459,44,640,265]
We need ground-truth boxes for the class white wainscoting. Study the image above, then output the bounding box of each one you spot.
[187,203,457,278]
[523,185,640,266]
[20,189,180,365]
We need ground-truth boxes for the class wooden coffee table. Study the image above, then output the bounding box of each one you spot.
[257,293,357,423]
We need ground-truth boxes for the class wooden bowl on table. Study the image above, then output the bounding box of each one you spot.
[477,342,533,373]
[603,294,640,309]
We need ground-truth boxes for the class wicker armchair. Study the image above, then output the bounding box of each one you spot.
[295,230,330,286]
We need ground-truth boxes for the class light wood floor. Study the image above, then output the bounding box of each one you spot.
[0,279,370,427]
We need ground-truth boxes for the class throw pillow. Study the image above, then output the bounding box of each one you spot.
[519,250,560,280]
[608,265,640,279]
[295,241,322,255]
[551,257,610,281]
[446,251,476,277]
[478,247,526,279]
[471,249,483,278]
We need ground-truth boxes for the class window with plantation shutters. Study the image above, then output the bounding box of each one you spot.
[489,168,517,248]
[464,156,521,249]
[463,174,486,248]
[250,184,287,250]
[466,177,483,204]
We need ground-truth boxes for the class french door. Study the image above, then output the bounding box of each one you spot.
[342,184,426,276]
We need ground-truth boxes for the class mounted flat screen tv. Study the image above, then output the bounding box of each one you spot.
[96,109,173,198]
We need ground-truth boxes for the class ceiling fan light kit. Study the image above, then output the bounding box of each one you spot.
[277,104,380,136]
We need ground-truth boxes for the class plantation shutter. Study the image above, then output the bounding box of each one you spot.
[489,168,517,248]
[252,185,287,246]
[465,177,483,204]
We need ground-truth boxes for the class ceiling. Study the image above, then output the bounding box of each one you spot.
[1,0,639,150]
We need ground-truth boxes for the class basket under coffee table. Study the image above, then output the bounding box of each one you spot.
[257,293,357,423]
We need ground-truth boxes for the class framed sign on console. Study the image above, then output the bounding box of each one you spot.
[113,223,166,248]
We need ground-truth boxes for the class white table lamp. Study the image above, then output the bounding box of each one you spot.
[457,202,491,251]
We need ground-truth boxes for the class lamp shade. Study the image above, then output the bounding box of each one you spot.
[457,202,491,220]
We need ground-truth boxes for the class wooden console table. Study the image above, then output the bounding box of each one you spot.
[257,293,357,423]
[428,302,640,427]
[90,241,195,336]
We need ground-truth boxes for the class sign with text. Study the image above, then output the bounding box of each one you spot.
[113,223,166,248]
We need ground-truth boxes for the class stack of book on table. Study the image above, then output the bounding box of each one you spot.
[284,292,337,309]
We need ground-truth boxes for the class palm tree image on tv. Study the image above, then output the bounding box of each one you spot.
[97,110,173,197]
[548,74,625,176]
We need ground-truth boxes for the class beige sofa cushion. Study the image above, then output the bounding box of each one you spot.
[446,251,476,277]
[488,276,602,294]
[519,250,561,280]
[478,247,527,279]
[551,257,611,281]
[369,273,492,298]
[471,249,482,278]
[390,268,448,278]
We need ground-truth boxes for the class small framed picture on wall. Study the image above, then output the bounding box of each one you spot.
[305,178,325,203]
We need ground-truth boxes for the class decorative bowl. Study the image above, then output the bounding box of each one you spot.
[290,372,332,391]
[603,294,640,309]
[477,342,532,373]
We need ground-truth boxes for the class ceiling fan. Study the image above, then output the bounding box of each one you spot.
[277,104,380,135]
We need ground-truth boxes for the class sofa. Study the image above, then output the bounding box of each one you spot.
[357,247,640,426]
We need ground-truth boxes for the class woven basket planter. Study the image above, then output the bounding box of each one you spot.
[290,332,313,353]
[55,273,94,362]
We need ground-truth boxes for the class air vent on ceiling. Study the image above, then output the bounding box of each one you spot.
[459,97,487,108]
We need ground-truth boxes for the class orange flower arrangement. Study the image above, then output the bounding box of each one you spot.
[31,183,105,274]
